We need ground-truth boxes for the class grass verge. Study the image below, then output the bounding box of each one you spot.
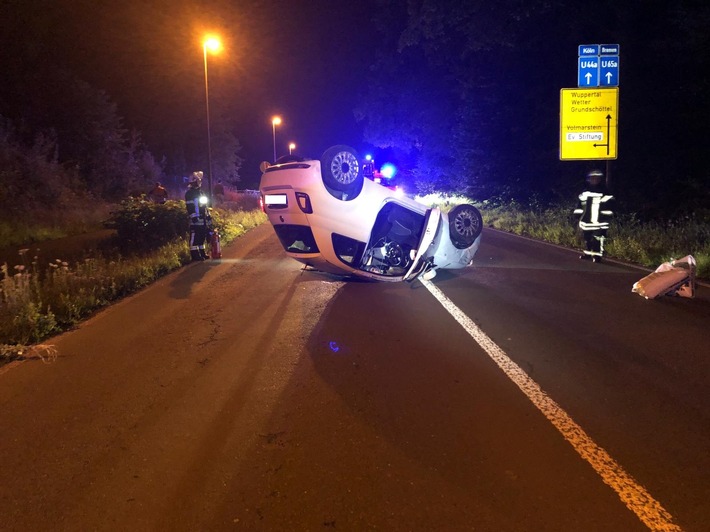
[0,206,266,363]
[475,199,710,279]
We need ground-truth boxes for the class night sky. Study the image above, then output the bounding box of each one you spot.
[2,0,381,187]
[3,0,708,203]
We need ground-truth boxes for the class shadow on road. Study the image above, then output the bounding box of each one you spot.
[168,261,219,299]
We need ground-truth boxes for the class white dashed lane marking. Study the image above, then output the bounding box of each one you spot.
[421,278,681,532]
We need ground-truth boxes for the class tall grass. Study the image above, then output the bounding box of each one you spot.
[0,205,266,359]
[475,199,710,279]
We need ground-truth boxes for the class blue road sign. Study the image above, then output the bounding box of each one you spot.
[600,44,620,55]
[579,44,599,56]
[578,56,599,87]
[600,55,620,86]
[577,44,620,87]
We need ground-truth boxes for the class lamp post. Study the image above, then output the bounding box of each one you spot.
[271,116,282,161]
[289,142,296,155]
[203,36,221,200]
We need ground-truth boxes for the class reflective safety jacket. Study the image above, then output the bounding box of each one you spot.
[185,187,209,225]
[574,188,614,231]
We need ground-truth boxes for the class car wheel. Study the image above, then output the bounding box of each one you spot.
[449,204,483,249]
[321,145,364,198]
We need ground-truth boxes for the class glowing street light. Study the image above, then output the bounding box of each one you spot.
[289,142,296,155]
[203,35,222,199]
[271,116,282,162]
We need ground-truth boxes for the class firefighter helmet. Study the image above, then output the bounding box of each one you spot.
[189,171,203,186]
[586,169,604,181]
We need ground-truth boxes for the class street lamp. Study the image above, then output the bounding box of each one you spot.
[203,35,222,199]
[271,116,282,161]
[289,142,296,155]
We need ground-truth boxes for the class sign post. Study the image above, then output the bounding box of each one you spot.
[563,44,620,165]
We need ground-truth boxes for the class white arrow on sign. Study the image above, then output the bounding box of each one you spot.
[605,72,613,82]
[585,72,592,83]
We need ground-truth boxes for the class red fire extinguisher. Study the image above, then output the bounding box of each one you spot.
[210,229,222,259]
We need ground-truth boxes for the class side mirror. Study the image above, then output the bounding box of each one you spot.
[259,161,270,173]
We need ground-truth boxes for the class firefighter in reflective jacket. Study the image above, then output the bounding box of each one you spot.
[574,169,614,262]
[185,171,210,261]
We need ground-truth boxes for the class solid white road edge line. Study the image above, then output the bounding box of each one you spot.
[421,278,681,532]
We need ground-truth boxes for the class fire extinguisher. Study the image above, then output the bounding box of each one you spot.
[210,229,222,259]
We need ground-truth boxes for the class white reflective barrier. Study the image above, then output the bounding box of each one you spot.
[632,255,696,299]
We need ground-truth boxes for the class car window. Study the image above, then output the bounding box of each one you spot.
[273,225,319,254]
[332,233,365,266]
[357,202,427,277]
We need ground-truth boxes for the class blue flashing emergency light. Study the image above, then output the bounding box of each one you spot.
[380,163,397,179]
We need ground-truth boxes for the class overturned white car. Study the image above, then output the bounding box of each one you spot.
[259,145,482,282]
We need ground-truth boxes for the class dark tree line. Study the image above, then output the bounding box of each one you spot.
[357,0,710,220]
[0,0,245,217]
[0,66,163,208]
[0,65,243,216]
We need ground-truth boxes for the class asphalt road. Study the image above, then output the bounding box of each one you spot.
[0,224,707,531]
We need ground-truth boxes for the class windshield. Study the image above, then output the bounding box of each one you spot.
[358,202,426,277]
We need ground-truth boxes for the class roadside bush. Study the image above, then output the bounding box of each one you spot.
[104,197,188,253]
[104,196,266,254]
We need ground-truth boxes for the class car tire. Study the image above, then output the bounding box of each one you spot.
[321,145,364,199]
[449,204,483,249]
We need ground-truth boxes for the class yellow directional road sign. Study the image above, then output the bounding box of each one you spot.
[560,88,619,160]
